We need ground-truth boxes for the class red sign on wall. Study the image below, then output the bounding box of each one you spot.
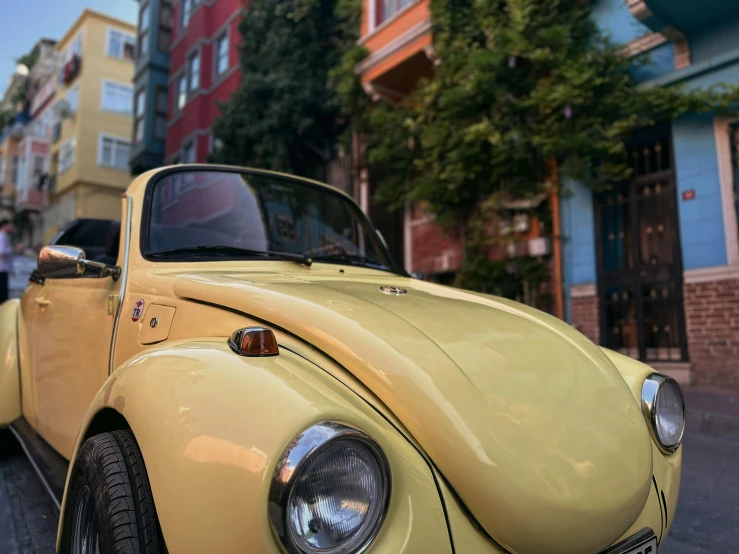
[682,189,696,201]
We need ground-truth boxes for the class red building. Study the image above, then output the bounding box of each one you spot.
[165,0,246,164]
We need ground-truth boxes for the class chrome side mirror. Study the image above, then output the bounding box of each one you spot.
[38,245,121,281]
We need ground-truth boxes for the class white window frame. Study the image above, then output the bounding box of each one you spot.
[175,72,187,112]
[97,133,132,171]
[715,116,739,267]
[67,84,80,114]
[59,138,76,174]
[181,0,192,30]
[182,140,196,163]
[140,1,151,33]
[187,48,200,93]
[101,79,134,115]
[106,28,136,60]
[134,88,146,143]
[71,31,84,57]
[214,30,229,77]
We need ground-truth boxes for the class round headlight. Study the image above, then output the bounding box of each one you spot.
[641,374,685,453]
[269,422,391,554]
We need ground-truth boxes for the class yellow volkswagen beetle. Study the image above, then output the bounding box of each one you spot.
[0,166,683,554]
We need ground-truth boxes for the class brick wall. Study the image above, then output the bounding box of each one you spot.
[410,217,463,275]
[684,278,739,387]
[571,293,600,345]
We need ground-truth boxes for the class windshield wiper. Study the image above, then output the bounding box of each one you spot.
[311,252,387,269]
[149,246,313,267]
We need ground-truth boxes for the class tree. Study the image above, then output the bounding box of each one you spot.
[212,0,362,179]
[341,0,739,294]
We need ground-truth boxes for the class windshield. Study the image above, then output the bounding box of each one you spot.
[145,169,398,271]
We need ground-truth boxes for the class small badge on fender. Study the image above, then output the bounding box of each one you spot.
[131,299,145,322]
[380,285,407,295]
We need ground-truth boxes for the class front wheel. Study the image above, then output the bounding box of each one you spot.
[62,430,164,554]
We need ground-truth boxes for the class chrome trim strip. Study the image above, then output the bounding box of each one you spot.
[268,421,391,554]
[601,527,656,554]
[8,425,62,511]
[641,373,686,454]
[108,195,132,375]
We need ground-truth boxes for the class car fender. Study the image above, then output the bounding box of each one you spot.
[0,299,21,427]
[601,348,682,538]
[59,339,453,554]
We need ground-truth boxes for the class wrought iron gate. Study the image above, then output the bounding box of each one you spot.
[595,126,688,362]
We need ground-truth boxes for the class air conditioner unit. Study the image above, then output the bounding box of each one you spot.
[52,98,72,119]
[528,237,552,257]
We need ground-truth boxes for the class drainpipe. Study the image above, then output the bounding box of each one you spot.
[549,158,565,320]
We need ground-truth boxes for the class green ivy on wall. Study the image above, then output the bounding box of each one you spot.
[336,0,739,299]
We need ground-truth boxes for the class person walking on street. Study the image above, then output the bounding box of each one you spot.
[0,219,15,303]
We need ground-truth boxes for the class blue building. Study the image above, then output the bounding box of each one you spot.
[562,0,739,387]
[129,0,172,175]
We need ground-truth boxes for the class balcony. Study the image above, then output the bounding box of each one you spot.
[15,188,48,212]
[357,0,434,101]
[627,0,737,35]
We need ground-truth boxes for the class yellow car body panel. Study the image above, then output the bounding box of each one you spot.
[0,166,679,554]
[61,341,453,554]
[0,299,21,426]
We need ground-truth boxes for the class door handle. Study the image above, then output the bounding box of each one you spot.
[34,298,51,307]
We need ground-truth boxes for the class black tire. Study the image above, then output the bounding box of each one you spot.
[61,430,163,554]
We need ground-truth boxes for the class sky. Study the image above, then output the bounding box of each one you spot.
[0,0,138,93]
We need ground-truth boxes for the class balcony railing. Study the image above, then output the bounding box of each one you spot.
[15,188,48,212]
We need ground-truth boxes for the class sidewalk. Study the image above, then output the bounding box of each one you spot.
[683,386,739,442]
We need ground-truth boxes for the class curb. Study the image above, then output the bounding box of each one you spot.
[687,410,739,442]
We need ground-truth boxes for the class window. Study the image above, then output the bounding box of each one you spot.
[32,155,45,179]
[181,0,192,30]
[175,74,187,111]
[71,32,83,56]
[215,32,229,76]
[107,29,136,61]
[60,139,76,174]
[138,3,150,59]
[99,135,131,170]
[158,0,173,53]
[182,141,195,163]
[102,81,133,115]
[138,31,149,58]
[146,171,394,272]
[378,0,414,25]
[155,87,168,140]
[9,156,18,185]
[187,50,200,93]
[134,89,146,143]
[67,84,80,113]
[140,3,150,32]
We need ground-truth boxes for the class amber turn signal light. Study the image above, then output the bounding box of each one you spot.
[228,327,279,357]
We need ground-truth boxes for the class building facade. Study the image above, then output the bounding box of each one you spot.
[45,10,136,242]
[356,0,552,284]
[130,0,173,175]
[14,39,58,248]
[165,0,245,164]
[562,0,739,386]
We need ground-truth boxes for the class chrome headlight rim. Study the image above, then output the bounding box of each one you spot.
[268,421,392,554]
[641,373,686,454]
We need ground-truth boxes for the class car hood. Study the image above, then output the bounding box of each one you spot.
[173,268,652,554]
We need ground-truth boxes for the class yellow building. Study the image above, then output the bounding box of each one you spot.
[45,10,136,242]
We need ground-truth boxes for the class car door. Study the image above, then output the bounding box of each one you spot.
[29,276,119,459]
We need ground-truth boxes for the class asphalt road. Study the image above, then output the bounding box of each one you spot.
[0,430,736,554]
[0,431,57,554]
